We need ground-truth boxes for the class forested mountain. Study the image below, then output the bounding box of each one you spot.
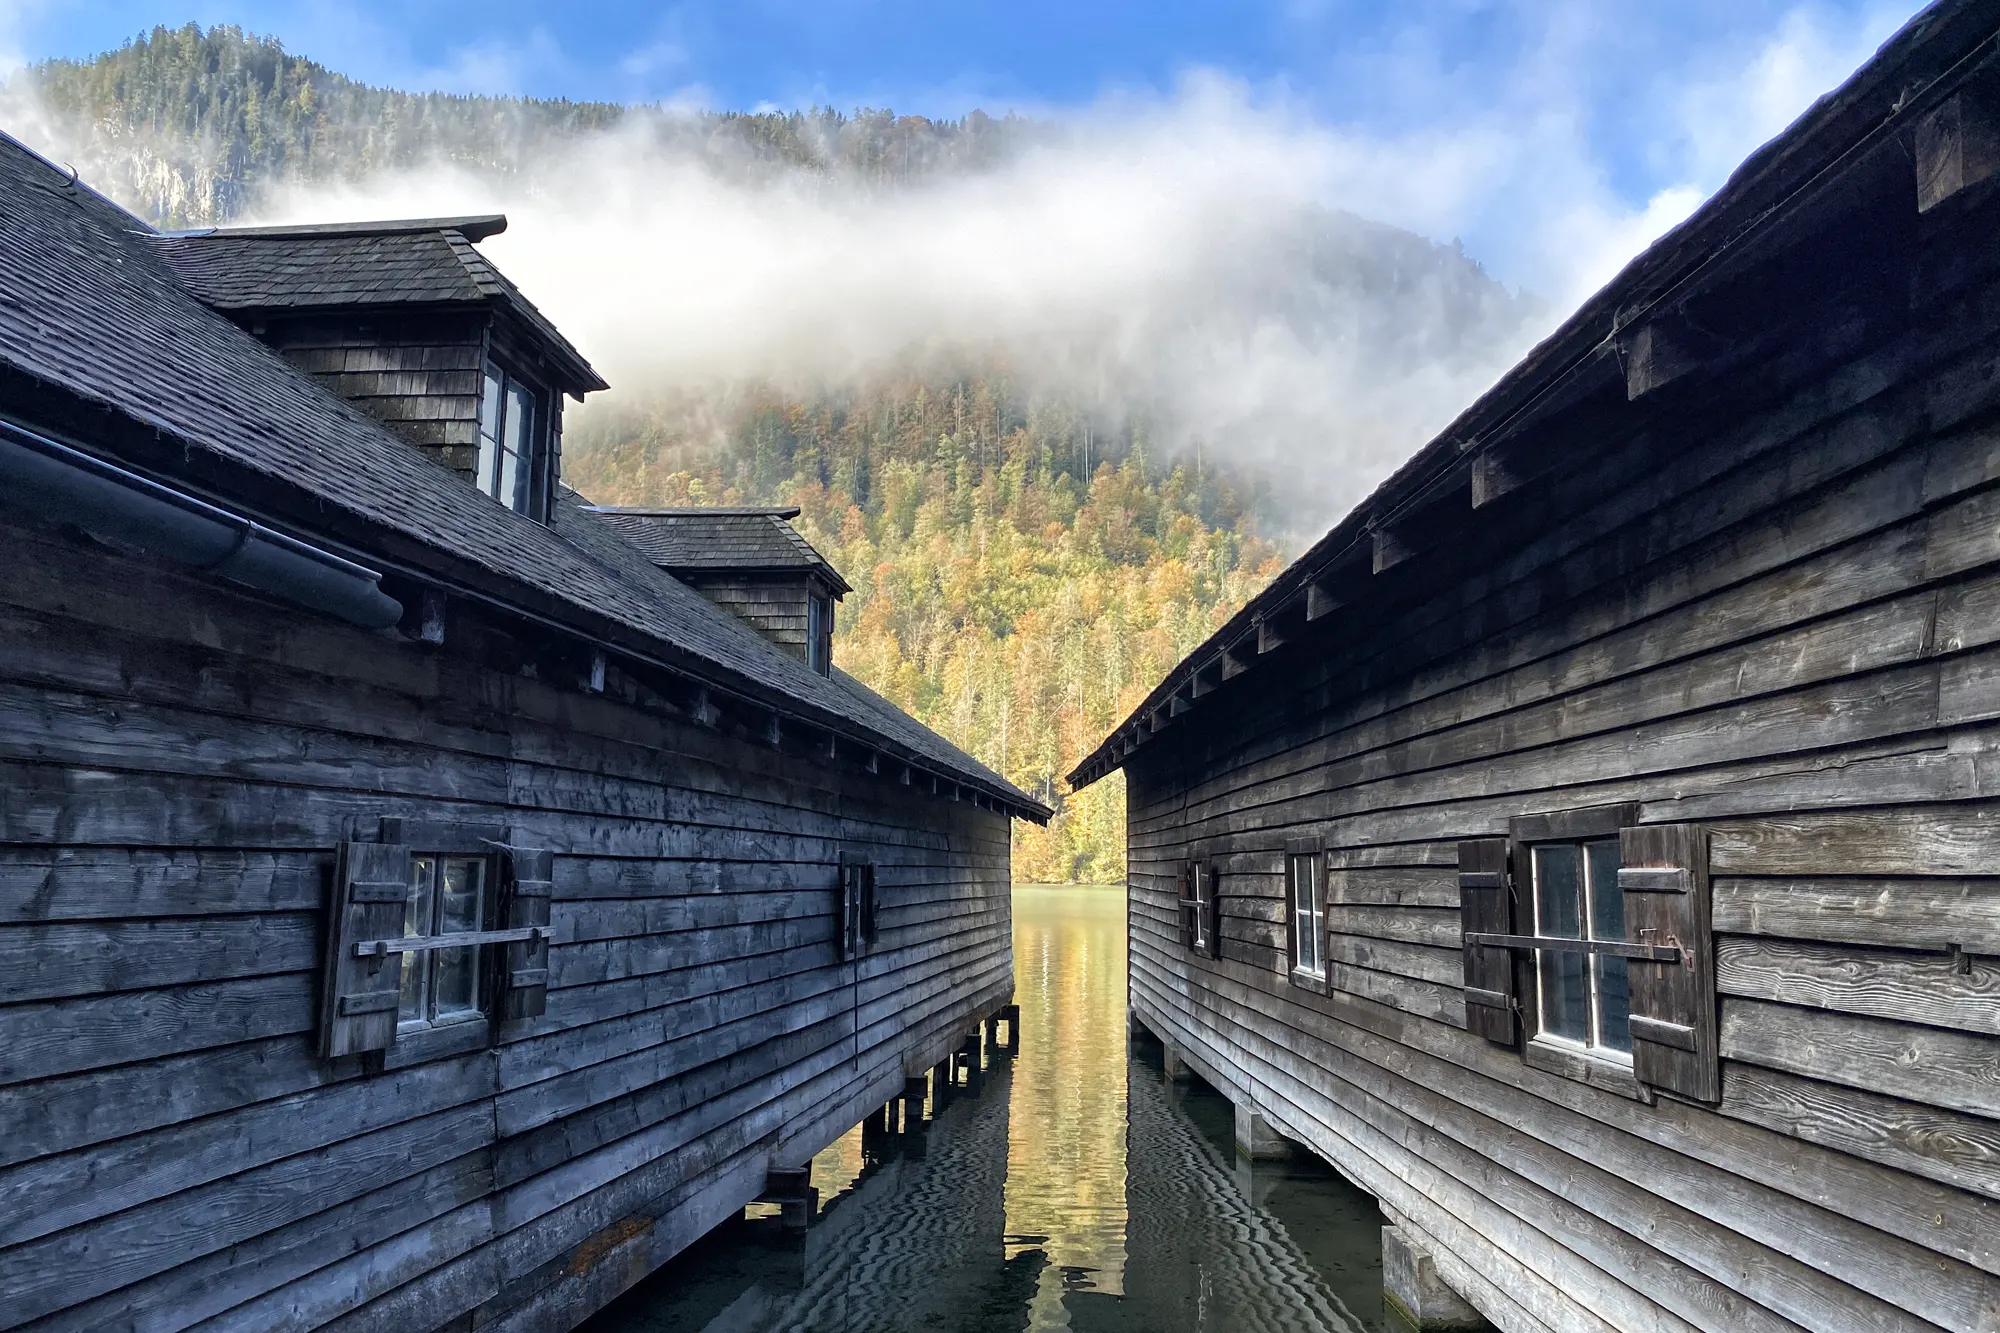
[23,23,1048,227]
[11,25,1534,880]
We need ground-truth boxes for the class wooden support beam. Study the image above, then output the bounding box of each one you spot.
[1220,639,1253,680]
[1371,526,1413,574]
[900,765,912,785]
[1255,615,1286,654]
[866,751,880,775]
[1470,449,1523,509]
[692,688,720,729]
[585,649,606,694]
[765,713,782,748]
[1305,580,1341,621]
[1169,690,1191,716]
[1191,658,1222,698]
[1624,316,1724,399]
[1916,90,2000,213]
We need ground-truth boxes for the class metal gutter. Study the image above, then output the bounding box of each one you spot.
[0,417,403,629]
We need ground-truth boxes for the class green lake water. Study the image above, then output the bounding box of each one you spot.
[584,884,1395,1332]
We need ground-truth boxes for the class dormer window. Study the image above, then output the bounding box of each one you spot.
[477,362,548,519]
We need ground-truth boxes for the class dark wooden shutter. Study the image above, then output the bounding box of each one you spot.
[497,846,553,1021]
[838,861,866,960]
[1204,861,1223,960]
[320,841,410,1058]
[1458,837,1516,1045]
[1620,823,1719,1101]
[1177,862,1197,950]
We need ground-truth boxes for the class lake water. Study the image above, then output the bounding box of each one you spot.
[584,884,1395,1333]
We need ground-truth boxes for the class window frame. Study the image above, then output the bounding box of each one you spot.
[1189,861,1212,955]
[807,591,833,676]
[1284,836,1329,993]
[475,358,553,521]
[1507,805,1647,1097]
[371,819,508,1071]
[396,851,493,1035]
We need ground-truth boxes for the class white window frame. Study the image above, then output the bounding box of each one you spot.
[1189,863,1211,953]
[1527,835,1632,1065]
[1290,851,1325,979]
[475,360,545,518]
[396,851,495,1034]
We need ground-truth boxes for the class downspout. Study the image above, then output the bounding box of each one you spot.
[0,419,403,629]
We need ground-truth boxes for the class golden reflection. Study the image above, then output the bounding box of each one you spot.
[1005,884,1130,1325]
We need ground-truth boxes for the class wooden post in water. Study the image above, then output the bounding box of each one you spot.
[957,1034,982,1095]
[900,1076,928,1129]
[758,1165,815,1232]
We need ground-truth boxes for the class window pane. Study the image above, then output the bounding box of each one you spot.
[1534,845,1583,938]
[399,858,434,1022]
[1585,839,1630,1053]
[1540,951,1589,1043]
[498,442,521,512]
[432,859,483,1021]
[504,383,533,455]
[1296,855,1323,972]
[480,369,504,438]
[1584,840,1623,941]
[1534,844,1588,1042]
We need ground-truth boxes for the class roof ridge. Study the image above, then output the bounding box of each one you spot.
[168,215,509,242]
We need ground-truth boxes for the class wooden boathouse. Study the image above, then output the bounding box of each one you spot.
[1071,3,2000,1330]
[0,132,1046,1330]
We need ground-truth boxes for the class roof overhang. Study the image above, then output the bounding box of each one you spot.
[1067,0,2000,792]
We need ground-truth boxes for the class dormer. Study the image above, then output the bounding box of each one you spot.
[154,215,606,525]
[590,507,851,674]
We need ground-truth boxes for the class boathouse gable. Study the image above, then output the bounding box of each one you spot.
[0,128,1045,1333]
[1076,4,2000,1330]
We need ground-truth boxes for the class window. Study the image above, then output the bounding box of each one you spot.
[320,828,553,1063]
[1458,810,1721,1104]
[1179,860,1220,959]
[1528,838,1629,1059]
[1287,847,1326,981]
[838,857,878,959]
[807,592,833,676]
[398,855,488,1030]
[476,362,546,518]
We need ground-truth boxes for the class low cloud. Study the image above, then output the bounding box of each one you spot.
[4,2,1912,528]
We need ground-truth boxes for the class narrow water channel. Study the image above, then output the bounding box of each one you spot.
[585,885,1394,1332]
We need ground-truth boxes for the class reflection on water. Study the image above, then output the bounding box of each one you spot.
[584,886,1391,1333]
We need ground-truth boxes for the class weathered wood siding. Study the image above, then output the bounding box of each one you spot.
[1124,182,2000,1330]
[262,311,487,476]
[684,576,813,656]
[0,514,1012,1333]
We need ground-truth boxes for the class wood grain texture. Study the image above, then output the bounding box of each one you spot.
[0,500,1019,1333]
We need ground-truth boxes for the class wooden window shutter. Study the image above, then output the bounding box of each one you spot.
[1177,862,1197,950]
[838,859,870,960]
[1619,824,1719,1101]
[320,841,410,1058]
[1204,861,1224,961]
[1457,837,1516,1045]
[496,846,554,1021]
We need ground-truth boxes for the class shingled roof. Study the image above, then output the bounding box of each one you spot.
[0,133,1045,822]
[591,506,854,595]
[152,215,607,395]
